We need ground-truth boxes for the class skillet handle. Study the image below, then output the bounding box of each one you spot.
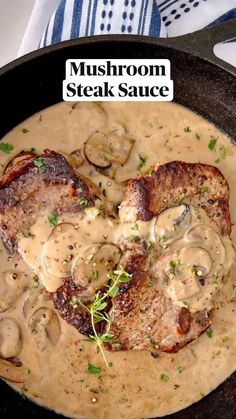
[162,18,236,72]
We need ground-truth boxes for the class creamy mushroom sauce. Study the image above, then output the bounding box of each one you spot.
[0,101,236,419]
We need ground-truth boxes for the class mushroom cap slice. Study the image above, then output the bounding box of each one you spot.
[0,318,22,359]
[28,308,61,350]
[0,358,26,383]
[84,131,133,168]
[155,205,192,247]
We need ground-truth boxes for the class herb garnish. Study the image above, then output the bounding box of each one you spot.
[92,271,99,281]
[48,212,58,227]
[200,186,209,193]
[208,137,218,151]
[206,328,213,338]
[87,363,102,375]
[34,157,46,173]
[160,374,169,382]
[195,133,201,140]
[78,199,89,206]
[131,222,138,231]
[220,145,227,160]
[184,126,191,133]
[80,266,132,366]
[0,143,14,154]
[176,366,185,374]
[32,275,40,288]
[137,155,147,171]
[22,128,29,134]
[177,193,186,205]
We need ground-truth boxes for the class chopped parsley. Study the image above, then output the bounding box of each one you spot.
[200,186,209,193]
[176,366,185,374]
[177,193,186,205]
[137,155,147,171]
[159,235,167,243]
[131,222,139,231]
[48,212,58,227]
[78,199,89,206]
[87,363,102,375]
[184,126,191,133]
[34,157,46,173]
[77,187,83,193]
[31,147,36,152]
[22,128,29,133]
[206,328,213,338]
[208,137,218,151]
[182,300,189,307]
[108,144,114,154]
[32,275,40,288]
[160,374,169,382]
[129,234,139,242]
[195,133,201,140]
[0,143,14,154]
[92,271,99,281]
[169,259,180,273]
[220,145,227,160]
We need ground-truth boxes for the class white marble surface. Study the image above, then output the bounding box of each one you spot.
[0,0,35,68]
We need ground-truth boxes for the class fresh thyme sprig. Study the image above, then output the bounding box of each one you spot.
[80,266,132,367]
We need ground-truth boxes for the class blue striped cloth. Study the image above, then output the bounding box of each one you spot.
[39,0,236,48]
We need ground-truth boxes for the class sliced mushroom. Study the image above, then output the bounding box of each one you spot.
[42,223,79,279]
[153,246,212,301]
[67,149,85,168]
[28,308,61,351]
[186,225,225,274]
[84,131,133,168]
[3,151,36,175]
[155,205,192,247]
[22,289,47,320]
[0,318,22,359]
[0,270,28,313]
[0,358,26,383]
[72,243,121,293]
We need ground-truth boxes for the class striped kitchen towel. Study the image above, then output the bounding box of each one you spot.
[18,0,236,66]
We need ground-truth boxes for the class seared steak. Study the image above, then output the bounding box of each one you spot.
[120,160,231,235]
[0,150,99,253]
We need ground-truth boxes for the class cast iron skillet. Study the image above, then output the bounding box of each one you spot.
[0,18,236,419]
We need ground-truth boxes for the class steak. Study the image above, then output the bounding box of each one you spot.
[120,160,231,235]
[0,149,99,253]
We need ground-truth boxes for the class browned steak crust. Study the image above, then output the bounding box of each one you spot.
[106,247,211,353]
[122,161,231,235]
[0,149,99,253]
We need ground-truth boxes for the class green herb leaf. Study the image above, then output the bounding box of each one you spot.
[176,366,185,374]
[92,271,99,281]
[137,155,147,171]
[34,157,46,173]
[32,275,40,288]
[206,328,213,338]
[208,137,218,151]
[220,145,227,160]
[87,363,102,375]
[48,212,58,227]
[22,128,29,134]
[78,199,89,206]
[184,126,191,133]
[160,374,169,382]
[0,143,14,154]
[177,193,186,205]
[200,186,209,193]
[131,222,139,231]
[77,187,83,193]
[195,133,201,140]
[107,285,119,297]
